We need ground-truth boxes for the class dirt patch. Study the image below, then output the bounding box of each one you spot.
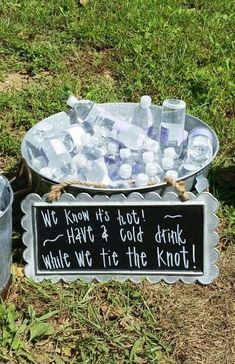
[66,47,117,84]
[142,245,235,364]
[0,155,18,175]
[0,72,52,93]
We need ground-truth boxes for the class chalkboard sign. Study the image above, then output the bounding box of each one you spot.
[21,191,219,284]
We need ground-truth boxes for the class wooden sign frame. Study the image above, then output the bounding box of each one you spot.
[21,191,219,285]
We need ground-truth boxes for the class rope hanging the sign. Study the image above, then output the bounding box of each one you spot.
[47,177,190,202]
[164,176,189,201]
[47,179,108,202]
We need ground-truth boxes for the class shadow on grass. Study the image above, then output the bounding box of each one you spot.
[209,164,235,207]
[12,194,26,265]
[9,162,33,264]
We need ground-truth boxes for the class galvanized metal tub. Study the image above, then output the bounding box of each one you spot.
[0,176,13,298]
[21,103,219,196]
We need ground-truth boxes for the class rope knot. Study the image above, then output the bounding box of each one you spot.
[164,176,189,201]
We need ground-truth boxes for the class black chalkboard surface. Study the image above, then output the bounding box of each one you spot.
[22,192,219,284]
[34,201,204,274]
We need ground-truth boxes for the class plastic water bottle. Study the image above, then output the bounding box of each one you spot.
[81,145,104,162]
[181,130,189,158]
[160,99,186,156]
[162,157,179,180]
[83,145,110,180]
[132,95,154,136]
[67,96,94,130]
[145,162,163,184]
[26,122,54,162]
[118,163,132,183]
[186,127,213,167]
[79,133,107,157]
[59,124,89,155]
[95,114,157,151]
[162,157,175,171]
[161,147,180,179]
[72,153,110,184]
[142,151,155,164]
[105,142,119,163]
[165,169,178,180]
[120,148,142,176]
[119,148,131,163]
[67,96,158,151]
[163,147,177,160]
[72,154,89,180]
[73,143,110,184]
[178,127,213,178]
[91,135,108,156]
[178,163,198,178]
[67,96,95,121]
[40,138,76,180]
[143,138,160,153]
[135,173,149,187]
[73,154,105,182]
[105,142,120,180]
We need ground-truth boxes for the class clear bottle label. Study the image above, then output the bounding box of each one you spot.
[160,126,169,145]
[160,124,184,146]
[50,139,67,155]
[147,125,153,137]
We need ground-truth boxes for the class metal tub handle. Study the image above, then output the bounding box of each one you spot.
[10,158,32,197]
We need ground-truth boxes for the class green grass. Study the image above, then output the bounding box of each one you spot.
[0,0,235,363]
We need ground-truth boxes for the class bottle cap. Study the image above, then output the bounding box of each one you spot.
[189,127,213,141]
[140,95,152,108]
[163,99,186,110]
[163,147,177,159]
[181,163,198,172]
[72,154,88,169]
[67,95,80,108]
[119,164,132,179]
[142,151,155,164]
[145,162,163,176]
[162,157,174,170]
[120,148,131,160]
[144,139,160,152]
[165,170,178,180]
[107,142,118,155]
[135,173,149,187]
